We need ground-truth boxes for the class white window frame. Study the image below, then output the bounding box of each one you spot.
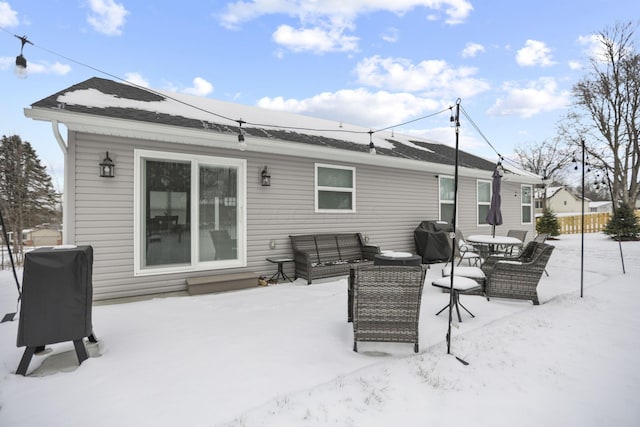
[315,163,356,213]
[477,179,492,226]
[439,175,455,223]
[133,149,247,276]
[521,184,533,224]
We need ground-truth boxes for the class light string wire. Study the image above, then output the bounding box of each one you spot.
[2,28,454,137]
[459,105,505,165]
[4,28,517,163]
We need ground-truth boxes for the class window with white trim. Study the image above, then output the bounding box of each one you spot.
[315,164,355,212]
[521,184,533,223]
[477,180,491,225]
[134,150,246,275]
[439,176,455,224]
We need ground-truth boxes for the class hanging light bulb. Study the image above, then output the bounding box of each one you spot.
[14,35,33,79]
[237,119,246,151]
[368,130,376,155]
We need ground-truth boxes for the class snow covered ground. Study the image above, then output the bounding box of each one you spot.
[0,233,638,426]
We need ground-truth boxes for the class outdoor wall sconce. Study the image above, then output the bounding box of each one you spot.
[99,152,115,178]
[14,35,33,79]
[261,166,271,186]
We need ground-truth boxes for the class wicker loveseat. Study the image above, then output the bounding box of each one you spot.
[481,241,554,305]
[289,233,380,284]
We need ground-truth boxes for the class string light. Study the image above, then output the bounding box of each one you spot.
[1,28,511,161]
[368,130,376,155]
[237,119,246,151]
[14,35,32,79]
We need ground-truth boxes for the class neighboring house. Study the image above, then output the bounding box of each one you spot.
[535,186,590,215]
[23,226,63,247]
[589,201,613,213]
[25,77,541,300]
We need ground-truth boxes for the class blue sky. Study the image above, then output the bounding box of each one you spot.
[1,0,638,190]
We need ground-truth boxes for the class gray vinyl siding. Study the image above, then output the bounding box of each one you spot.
[68,131,534,300]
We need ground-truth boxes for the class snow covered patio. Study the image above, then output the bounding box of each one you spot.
[0,233,639,426]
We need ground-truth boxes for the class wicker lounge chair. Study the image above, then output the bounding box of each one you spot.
[481,242,554,305]
[352,265,426,353]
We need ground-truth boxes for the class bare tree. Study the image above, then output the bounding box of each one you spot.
[564,21,640,207]
[514,138,573,210]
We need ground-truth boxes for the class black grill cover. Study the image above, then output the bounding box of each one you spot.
[17,246,93,348]
[414,221,453,263]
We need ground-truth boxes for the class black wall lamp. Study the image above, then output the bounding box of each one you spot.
[99,152,115,178]
[261,166,271,186]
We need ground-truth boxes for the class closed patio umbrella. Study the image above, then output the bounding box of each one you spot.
[486,164,503,237]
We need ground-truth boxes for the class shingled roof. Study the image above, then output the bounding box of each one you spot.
[31,77,498,171]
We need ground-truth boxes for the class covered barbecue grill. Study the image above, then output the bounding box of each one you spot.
[414,220,453,263]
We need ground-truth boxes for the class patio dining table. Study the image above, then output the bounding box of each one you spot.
[466,234,523,262]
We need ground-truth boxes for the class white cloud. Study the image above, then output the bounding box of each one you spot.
[516,40,555,67]
[576,33,620,64]
[0,56,13,69]
[272,24,359,53]
[6,60,71,75]
[462,42,485,58]
[218,1,473,52]
[355,55,490,99]
[568,60,583,70]
[487,77,570,118]
[124,72,150,87]
[219,0,473,28]
[86,0,129,36]
[182,77,214,96]
[381,27,400,43]
[257,88,439,129]
[0,1,19,26]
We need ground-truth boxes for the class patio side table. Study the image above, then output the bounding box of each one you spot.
[432,276,481,323]
[266,257,294,283]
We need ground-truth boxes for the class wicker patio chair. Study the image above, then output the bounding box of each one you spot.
[481,242,554,305]
[352,265,426,353]
[533,234,550,276]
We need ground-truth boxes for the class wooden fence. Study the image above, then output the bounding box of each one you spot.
[540,210,640,234]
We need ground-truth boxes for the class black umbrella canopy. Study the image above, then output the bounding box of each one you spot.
[486,165,504,237]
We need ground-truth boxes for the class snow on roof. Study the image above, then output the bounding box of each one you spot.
[29,77,537,178]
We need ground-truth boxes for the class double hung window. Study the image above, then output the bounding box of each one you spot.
[521,185,533,223]
[315,164,355,212]
[477,180,491,225]
[439,176,455,224]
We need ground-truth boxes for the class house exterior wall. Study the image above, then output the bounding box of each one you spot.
[69,131,534,300]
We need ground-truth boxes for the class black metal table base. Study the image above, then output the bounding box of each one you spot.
[266,259,293,283]
[436,292,475,322]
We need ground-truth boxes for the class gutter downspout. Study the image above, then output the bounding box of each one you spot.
[51,120,69,245]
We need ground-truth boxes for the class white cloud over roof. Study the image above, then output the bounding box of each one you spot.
[0,1,19,27]
[218,0,473,53]
[487,77,569,118]
[86,0,129,36]
[516,40,556,67]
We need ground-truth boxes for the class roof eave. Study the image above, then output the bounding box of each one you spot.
[24,106,542,184]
